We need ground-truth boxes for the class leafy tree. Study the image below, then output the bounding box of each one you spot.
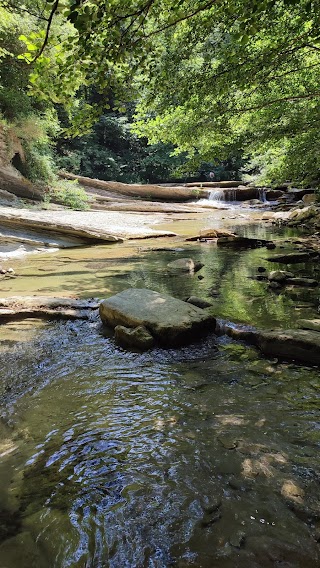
[55,112,187,183]
[2,0,320,185]
[0,3,59,182]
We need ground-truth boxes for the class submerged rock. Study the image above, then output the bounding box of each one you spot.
[167,258,204,274]
[217,321,320,365]
[267,252,314,263]
[217,236,273,248]
[286,277,318,287]
[229,531,246,549]
[99,288,215,347]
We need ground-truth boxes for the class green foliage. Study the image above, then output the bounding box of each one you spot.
[0,88,33,120]
[1,0,320,185]
[0,4,59,183]
[22,144,55,183]
[51,179,89,210]
[13,112,59,182]
[56,112,186,183]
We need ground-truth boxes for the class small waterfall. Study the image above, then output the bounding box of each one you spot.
[258,188,267,202]
[197,186,239,208]
[208,189,225,201]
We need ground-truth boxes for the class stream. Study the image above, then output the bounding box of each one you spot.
[0,206,319,567]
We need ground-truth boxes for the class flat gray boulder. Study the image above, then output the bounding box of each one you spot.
[99,288,215,347]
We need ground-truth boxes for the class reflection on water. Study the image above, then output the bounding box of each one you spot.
[0,212,319,567]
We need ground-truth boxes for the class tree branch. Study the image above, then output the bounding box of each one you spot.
[236,91,320,113]
[0,1,49,21]
[133,0,218,43]
[31,0,60,63]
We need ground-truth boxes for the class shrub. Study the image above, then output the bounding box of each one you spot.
[51,180,89,210]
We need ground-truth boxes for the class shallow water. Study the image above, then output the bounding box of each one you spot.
[0,209,319,567]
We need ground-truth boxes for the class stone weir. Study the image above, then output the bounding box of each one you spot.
[207,186,284,202]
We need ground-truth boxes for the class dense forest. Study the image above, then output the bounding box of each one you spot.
[0,0,319,188]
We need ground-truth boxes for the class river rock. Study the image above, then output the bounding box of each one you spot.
[186,228,236,241]
[265,189,284,200]
[244,199,261,205]
[0,170,43,200]
[297,319,320,332]
[186,296,212,309]
[267,252,314,263]
[99,288,216,347]
[216,321,320,365]
[167,258,204,273]
[229,531,246,548]
[287,205,318,224]
[114,325,155,349]
[0,296,99,321]
[199,228,236,239]
[286,277,318,287]
[302,193,317,205]
[256,329,320,365]
[287,187,316,200]
[268,270,294,282]
[281,480,304,504]
[217,236,273,248]
[200,510,222,527]
[268,281,282,290]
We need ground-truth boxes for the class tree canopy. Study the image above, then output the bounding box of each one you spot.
[1,0,319,184]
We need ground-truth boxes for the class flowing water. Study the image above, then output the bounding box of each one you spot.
[0,209,319,567]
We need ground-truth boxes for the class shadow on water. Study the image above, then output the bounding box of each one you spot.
[0,212,319,567]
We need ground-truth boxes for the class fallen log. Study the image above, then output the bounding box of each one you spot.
[59,171,209,202]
